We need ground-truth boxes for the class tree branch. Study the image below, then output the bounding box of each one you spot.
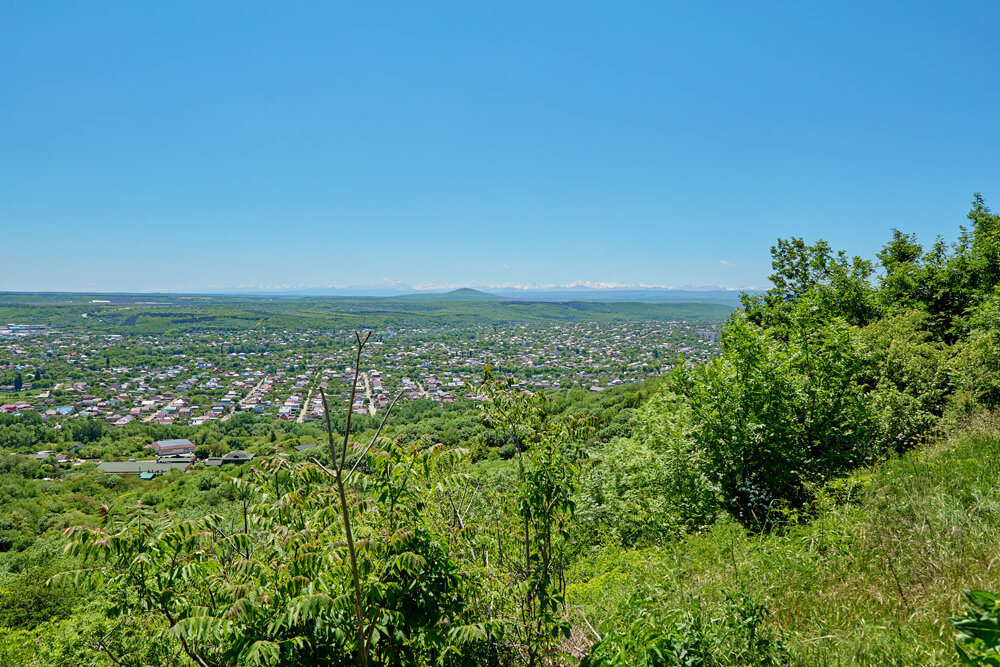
[318,332,371,667]
[346,388,406,482]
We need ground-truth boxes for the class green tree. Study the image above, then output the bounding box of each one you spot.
[858,310,951,450]
[577,392,717,547]
[482,371,594,665]
[876,229,925,311]
[54,448,489,667]
[875,194,1000,341]
[742,237,877,330]
[70,418,104,444]
[672,299,873,527]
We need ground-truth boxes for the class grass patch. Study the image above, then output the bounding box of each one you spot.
[568,414,1000,665]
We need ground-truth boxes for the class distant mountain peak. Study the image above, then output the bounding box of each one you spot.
[392,288,502,302]
[445,288,498,298]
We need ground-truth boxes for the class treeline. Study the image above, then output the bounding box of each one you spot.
[0,296,733,334]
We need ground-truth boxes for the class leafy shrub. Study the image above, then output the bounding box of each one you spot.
[577,393,717,547]
[581,588,785,666]
[196,474,217,491]
[859,310,951,451]
[95,472,120,490]
[670,301,874,527]
[951,589,1000,665]
[54,449,493,667]
[951,330,1000,413]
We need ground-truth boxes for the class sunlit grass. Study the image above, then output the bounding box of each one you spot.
[568,414,1000,665]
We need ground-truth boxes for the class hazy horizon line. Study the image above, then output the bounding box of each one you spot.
[0,281,762,296]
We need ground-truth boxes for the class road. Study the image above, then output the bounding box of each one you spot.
[221,374,268,422]
[361,372,376,416]
[297,375,317,423]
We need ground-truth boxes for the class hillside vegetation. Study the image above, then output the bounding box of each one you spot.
[1,195,1000,665]
[570,414,1000,665]
[0,294,733,333]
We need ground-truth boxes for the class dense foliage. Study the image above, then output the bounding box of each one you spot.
[582,195,1000,536]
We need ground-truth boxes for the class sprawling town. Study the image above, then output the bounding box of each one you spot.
[1,321,720,429]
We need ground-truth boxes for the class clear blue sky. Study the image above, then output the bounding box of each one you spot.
[2,2,998,293]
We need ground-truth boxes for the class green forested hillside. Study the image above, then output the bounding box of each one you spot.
[2,196,1000,665]
[0,294,732,332]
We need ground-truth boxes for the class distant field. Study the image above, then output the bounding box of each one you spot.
[0,293,735,332]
